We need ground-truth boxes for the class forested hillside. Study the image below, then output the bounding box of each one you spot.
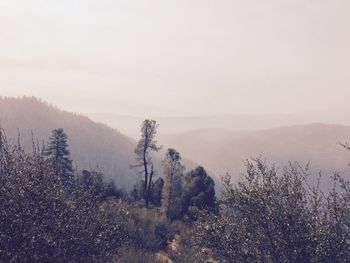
[0,97,138,189]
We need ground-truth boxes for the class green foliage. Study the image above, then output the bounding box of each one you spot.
[44,128,73,191]
[3,123,350,263]
[161,148,185,220]
[0,128,132,262]
[191,159,350,263]
[182,166,216,220]
[161,165,217,221]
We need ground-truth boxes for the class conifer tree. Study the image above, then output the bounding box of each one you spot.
[160,148,184,221]
[44,128,73,190]
[181,166,216,220]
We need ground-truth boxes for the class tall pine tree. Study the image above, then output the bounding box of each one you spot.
[134,120,162,207]
[44,128,73,191]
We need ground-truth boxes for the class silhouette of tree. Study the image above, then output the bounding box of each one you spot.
[134,120,162,207]
[44,128,73,191]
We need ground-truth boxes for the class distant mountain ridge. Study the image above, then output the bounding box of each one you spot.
[88,113,350,186]
[158,123,350,185]
[0,97,138,189]
[88,111,350,140]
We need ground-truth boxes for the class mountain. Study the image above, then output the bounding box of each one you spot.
[3,97,349,190]
[88,113,144,139]
[158,124,350,186]
[88,113,350,188]
[0,97,138,189]
[88,111,350,140]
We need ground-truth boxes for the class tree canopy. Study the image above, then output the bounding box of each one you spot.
[134,120,162,207]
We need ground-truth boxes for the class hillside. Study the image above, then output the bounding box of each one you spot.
[0,97,138,189]
[158,124,350,184]
[3,97,349,190]
[87,113,350,186]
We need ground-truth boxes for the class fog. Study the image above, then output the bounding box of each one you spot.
[1,0,350,117]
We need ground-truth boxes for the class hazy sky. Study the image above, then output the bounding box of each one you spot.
[0,0,349,117]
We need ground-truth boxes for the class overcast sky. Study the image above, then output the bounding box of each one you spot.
[0,0,349,117]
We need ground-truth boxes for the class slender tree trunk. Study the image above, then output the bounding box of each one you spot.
[143,125,149,193]
[143,153,148,192]
[146,163,154,207]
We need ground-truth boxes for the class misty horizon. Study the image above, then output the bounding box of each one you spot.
[1,0,350,117]
[2,95,350,120]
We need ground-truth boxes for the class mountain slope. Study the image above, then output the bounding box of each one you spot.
[0,97,138,189]
[159,124,350,184]
[4,97,349,190]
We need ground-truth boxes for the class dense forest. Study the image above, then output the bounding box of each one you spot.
[0,97,350,262]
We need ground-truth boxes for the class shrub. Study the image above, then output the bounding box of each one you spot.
[191,159,350,263]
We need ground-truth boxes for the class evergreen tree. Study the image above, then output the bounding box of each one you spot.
[182,166,216,220]
[160,148,184,221]
[44,128,73,190]
[134,120,162,207]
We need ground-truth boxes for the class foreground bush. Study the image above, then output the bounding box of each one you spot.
[191,159,350,263]
[0,130,132,262]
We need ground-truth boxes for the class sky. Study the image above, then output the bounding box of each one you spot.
[0,0,350,117]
